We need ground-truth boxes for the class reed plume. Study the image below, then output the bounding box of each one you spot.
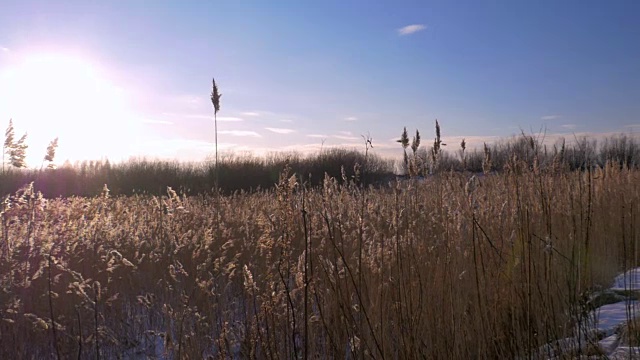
[211,77,222,189]
[3,119,14,173]
[43,137,59,170]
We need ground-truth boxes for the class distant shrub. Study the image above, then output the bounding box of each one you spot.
[0,148,393,197]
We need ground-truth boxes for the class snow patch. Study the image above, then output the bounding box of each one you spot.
[612,268,640,291]
[538,267,640,359]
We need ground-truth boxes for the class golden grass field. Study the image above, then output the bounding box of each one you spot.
[0,158,638,358]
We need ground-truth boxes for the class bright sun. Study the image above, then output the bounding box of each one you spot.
[0,53,143,165]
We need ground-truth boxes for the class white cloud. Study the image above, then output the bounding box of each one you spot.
[218,130,261,137]
[162,112,211,120]
[561,124,577,130]
[398,24,427,36]
[217,116,244,122]
[241,111,260,117]
[142,119,173,125]
[0,47,9,52]
[541,115,562,120]
[175,95,204,105]
[338,131,353,136]
[334,135,359,141]
[307,134,328,138]
[162,113,244,122]
[345,116,358,121]
[265,127,296,134]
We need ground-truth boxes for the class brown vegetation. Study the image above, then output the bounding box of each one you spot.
[0,154,638,358]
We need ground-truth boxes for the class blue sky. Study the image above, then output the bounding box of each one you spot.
[0,0,638,163]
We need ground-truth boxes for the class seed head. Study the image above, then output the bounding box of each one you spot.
[44,137,58,163]
[211,77,222,114]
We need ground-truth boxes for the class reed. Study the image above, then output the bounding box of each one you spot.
[0,150,637,358]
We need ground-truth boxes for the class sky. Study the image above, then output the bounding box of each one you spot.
[0,0,638,165]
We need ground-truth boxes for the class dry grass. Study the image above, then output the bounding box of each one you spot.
[0,159,638,358]
[0,149,394,198]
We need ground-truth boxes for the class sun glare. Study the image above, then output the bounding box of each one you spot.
[0,53,143,165]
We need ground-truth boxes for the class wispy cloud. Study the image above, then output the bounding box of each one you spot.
[541,114,562,120]
[345,116,358,121]
[162,114,243,122]
[175,95,204,105]
[265,127,296,134]
[236,110,307,124]
[398,24,427,36]
[0,46,9,52]
[307,134,328,139]
[217,116,244,122]
[218,130,261,137]
[334,131,359,141]
[561,124,577,130]
[142,119,173,125]
[162,112,211,120]
[334,135,359,141]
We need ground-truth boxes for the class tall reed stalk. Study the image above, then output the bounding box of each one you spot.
[210,77,222,190]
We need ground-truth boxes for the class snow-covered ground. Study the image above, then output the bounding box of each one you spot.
[612,268,640,292]
[537,268,640,359]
